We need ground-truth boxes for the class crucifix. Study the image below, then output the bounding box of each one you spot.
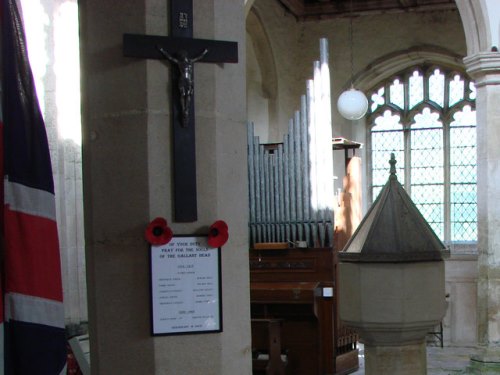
[123,0,238,222]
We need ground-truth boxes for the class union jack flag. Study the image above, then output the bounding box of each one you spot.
[1,0,67,373]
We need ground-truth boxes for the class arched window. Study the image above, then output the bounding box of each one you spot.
[21,0,87,328]
[367,65,476,247]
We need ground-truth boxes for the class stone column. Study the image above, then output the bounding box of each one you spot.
[79,0,251,374]
[464,51,500,373]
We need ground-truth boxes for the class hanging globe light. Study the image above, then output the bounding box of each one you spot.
[337,0,368,121]
[337,87,368,120]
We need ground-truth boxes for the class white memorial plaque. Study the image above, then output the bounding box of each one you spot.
[150,235,222,335]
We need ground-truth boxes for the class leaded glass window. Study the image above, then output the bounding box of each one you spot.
[368,66,477,245]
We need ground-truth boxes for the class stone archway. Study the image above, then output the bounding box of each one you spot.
[352,45,467,93]
[455,0,500,55]
[246,7,279,142]
[245,0,255,17]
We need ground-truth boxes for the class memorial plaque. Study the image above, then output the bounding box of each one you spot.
[150,235,222,335]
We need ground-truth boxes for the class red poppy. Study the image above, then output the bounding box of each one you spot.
[208,220,229,248]
[145,217,173,245]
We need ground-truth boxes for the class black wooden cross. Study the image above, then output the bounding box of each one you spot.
[123,0,238,222]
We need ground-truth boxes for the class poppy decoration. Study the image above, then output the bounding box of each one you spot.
[145,217,173,246]
[207,220,229,248]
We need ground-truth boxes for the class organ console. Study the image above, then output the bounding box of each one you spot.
[250,246,359,375]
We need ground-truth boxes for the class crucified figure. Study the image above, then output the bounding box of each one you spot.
[157,46,208,127]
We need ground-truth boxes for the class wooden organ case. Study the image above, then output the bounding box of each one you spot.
[250,247,359,375]
[249,142,362,375]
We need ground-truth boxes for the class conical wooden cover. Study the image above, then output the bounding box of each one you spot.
[339,154,446,262]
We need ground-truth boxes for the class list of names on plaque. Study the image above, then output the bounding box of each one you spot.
[151,236,221,335]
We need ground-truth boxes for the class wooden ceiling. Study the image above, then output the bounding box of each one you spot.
[277,0,457,20]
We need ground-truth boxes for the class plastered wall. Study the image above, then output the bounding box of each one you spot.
[247,0,477,346]
[247,0,466,143]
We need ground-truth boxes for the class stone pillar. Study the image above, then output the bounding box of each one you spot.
[464,51,500,373]
[79,0,251,374]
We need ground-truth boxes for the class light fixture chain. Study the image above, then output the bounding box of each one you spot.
[337,0,368,120]
[349,0,354,87]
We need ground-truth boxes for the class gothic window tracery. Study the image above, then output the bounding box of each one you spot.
[368,65,477,246]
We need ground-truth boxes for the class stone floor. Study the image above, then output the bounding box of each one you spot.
[351,343,479,374]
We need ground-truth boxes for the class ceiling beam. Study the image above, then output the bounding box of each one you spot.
[277,0,305,17]
[398,0,418,7]
[277,0,457,20]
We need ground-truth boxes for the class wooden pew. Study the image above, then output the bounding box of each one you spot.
[251,319,288,375]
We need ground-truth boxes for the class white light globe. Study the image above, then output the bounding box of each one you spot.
[337,88,368,120]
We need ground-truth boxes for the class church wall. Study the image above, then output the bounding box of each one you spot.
[247,0,301,140]
[247,30,271,142]
[445,255,478,345]
[80,0,251,374]
[248,1,466,144]
[247,1,477,347]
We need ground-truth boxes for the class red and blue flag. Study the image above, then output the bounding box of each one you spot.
[1,0,66,373]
